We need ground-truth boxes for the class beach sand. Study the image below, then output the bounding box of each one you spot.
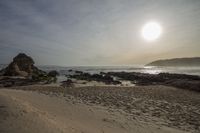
[0,85,199,133]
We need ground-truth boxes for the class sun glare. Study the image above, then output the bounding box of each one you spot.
[142,21,162,41]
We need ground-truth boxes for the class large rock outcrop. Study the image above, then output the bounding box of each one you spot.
[0,53,59,87]
[2,53,45,77]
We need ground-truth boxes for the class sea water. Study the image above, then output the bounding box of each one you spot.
[38,65,200,76]
[1,64,200,76]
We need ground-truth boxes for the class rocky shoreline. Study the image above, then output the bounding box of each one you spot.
[1,53,199,92]
[106,72,200,92]
[65,70,200,92]
[67,71,121,85]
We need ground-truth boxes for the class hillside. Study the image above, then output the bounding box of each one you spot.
[146,57,200,66]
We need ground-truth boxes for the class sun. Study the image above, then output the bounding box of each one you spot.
[142,21,162,41]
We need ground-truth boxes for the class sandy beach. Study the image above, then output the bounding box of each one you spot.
[1,85,199,133]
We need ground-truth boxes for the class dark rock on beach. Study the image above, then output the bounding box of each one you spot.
[61,79,74,87]
[75,70,84,74]
[68,72,121,85]
[48,70,59,77]
[107,72,200,92]
[0,77,34,87]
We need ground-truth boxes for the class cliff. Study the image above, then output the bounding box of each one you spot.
[146,57,200,66]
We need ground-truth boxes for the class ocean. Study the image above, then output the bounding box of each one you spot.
[1,65,200,76]
[37,65,200,76]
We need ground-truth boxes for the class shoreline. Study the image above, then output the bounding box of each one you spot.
[1,70,200,92]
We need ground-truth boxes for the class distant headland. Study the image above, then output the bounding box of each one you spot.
[146,57,200,66]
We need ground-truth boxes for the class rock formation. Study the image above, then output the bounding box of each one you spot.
[2,53,45,77]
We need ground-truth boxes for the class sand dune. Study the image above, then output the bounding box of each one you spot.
[0,87,189,133]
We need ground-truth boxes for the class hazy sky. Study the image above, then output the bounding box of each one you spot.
[0,0,200,66]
